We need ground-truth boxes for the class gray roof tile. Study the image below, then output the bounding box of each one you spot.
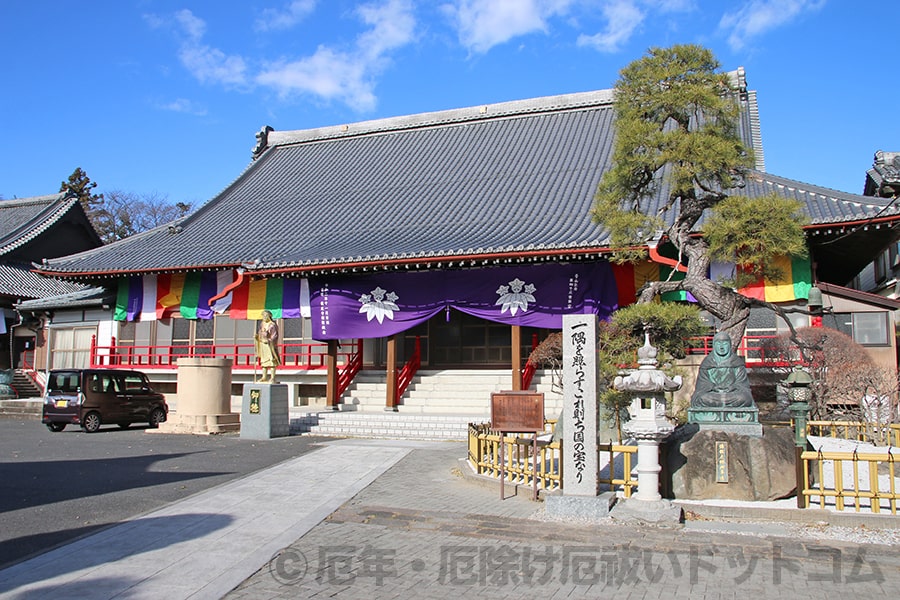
[0,193,80,255]
[15,286,109,311]
[37,78,900,280]
[0,263,93,300]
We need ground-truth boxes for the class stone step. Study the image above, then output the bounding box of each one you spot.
[12,371,43,398]
[0,400,43,419]
[341,370,563,419]
[290,410,484,440]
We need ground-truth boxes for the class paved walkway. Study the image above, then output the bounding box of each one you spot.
[1,439,898,600]
[0,440,415,599]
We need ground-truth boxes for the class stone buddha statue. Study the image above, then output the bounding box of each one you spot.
[690,331,754,409]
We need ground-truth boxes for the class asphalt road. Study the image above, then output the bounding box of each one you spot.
[0,418,330,570]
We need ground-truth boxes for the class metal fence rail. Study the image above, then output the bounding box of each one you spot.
[467,421,638,497]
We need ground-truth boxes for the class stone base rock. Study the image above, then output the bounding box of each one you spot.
[663,424,797,501]
[545,492,617,520]
[153,412,240,435]
[610,498,683,526]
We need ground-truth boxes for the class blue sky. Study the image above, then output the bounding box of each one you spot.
[2,1,896,207]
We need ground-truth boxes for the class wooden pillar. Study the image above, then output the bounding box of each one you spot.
[511,325,522,391]
[385,335,398,411]
[325,340,339,410]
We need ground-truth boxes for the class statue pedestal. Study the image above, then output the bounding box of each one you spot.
[156,358,239,435]
[241,384,290,439]
[687,406,763,437]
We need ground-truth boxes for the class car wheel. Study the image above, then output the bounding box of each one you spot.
[148,408,166,428]
[82,412,102,433]
[117,423,131,429]
[46,422,66,432]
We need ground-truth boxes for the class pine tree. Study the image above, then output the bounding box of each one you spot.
[60,167,103,212]
[593,44,808,345]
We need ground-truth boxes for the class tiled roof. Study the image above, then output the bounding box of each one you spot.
[742,171,900,225]
[0,263,94,300]
[37,73,900,280]
[15,286,109,311]
[0,193,82,256]
[865,150,900,198]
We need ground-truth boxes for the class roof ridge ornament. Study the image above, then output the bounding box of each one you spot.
[252,125,274,159]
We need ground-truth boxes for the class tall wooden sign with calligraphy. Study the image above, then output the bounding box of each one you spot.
[561,314,600,496]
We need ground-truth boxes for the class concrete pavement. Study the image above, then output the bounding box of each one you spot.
[0,440,414,599]
[1,438,898,599]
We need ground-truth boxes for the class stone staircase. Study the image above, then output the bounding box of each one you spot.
[294,369,563,440]
[12,370,44,399]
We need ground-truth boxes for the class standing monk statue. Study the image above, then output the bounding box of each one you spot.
[691,331,754,408]
[255,310,281,383]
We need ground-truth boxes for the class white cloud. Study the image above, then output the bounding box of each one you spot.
[174,10,248,87]
[174,9,206,41]
[445,0,574,54]
[255,0,317,32]
[256,0,416,111]
[719,0,826,51]
[179,45,248,86]
[577,0,645,53]
[650,0,696,12]
[257,48,375,110]
[357,0,418,61]
[157,98,208,116]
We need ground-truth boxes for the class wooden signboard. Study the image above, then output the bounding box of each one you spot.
[491,391,545,433]
[491,391,545,501]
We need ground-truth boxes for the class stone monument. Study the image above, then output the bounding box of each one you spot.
[687,331,762,437]
[241,383,290,439]
[545,314,616,519]
[665,332,797,501]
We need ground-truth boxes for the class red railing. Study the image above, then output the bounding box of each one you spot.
[396,336,421,403]
[337,340,363,397]
[521,361,537,390]
[90,336,362,372]
[20,349,36,372]
[520,333,541,390]
[685,335,795,368]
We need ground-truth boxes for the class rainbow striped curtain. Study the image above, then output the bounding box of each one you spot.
[114,271,235,321]
[611,261,693,306]
[735,254,812,302]
[610,254,811,307]
[229,278,310,320]
[114,272,312,321]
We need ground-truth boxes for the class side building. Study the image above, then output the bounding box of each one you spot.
[0,193,101,396]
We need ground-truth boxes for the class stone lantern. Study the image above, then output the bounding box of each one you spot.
[785,366,813,447]
[784,365,813,507]
[614,331,682,506]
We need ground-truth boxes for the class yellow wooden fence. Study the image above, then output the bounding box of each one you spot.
[466,421,638,497]
[468,420,900,512]
[799,448,898,514]
[806,421,900,446]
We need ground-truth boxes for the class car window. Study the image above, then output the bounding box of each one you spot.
[48,373,80,393]
[101,374,119,393]
[122,374,147,392]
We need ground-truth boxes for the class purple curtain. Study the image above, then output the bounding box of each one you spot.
[309,262,618,340]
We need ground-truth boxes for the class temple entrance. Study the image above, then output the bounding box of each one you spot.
[399,311,545,369]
